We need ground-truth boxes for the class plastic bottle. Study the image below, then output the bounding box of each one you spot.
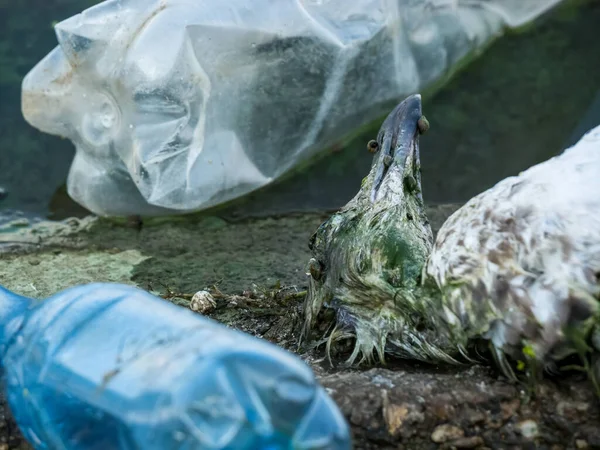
[21,0,563,217]
[0,283,350,449]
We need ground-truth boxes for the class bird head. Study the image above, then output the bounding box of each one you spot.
[302,95,443,364]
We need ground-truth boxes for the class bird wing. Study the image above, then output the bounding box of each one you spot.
[425,125,600,359]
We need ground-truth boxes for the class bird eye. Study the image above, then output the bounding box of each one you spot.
[367,140,379,153]
[308,258,324,281]
[404,174,418,193]
[417,115,430,134]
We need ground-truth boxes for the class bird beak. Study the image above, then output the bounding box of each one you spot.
[370,94,427,203]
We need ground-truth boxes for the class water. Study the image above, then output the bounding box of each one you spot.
[0,0,98,225]
[1,0,599,223]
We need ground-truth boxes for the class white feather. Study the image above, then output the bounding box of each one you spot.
[426,124,600,358]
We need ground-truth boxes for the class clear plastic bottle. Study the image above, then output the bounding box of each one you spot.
[21,0,563,217]
[0,283,350,449]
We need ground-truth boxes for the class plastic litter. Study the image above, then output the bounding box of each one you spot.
[0,283,350,449]
[22,0,563,216]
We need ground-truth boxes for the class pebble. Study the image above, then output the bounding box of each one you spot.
[516,419,539,439]
[431,424,464,443]
[449,436,485,448]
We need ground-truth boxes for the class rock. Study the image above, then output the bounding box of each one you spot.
[516,419,539,439]
[556,400,590,418]
[382,390,424,437]
[189,290,216,314]
[383,401,410,436]
[500,398,521,420]
[430,393,456,420]
[464,409,486,425]
[431,424,465,443]
[448,436,485,448]
[575,439,589,449]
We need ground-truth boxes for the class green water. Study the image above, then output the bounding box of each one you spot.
[0,0,599,224]
[0,0,98,223]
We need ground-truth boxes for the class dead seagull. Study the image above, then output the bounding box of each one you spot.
[302,94,600,391]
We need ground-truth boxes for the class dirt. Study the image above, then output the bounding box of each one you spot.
[1,205,599,449]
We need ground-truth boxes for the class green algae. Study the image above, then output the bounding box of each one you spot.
[0,249,148,299]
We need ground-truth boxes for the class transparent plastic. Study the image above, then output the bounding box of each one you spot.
[22,0,563,216]
[0,283,350,449]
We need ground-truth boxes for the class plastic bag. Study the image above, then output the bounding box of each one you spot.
[22,0,563,216]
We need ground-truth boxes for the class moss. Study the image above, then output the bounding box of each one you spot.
[0,249,148,299]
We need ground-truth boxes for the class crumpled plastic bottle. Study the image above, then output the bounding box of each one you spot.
[22,0,563,216]
[0,283,350,449]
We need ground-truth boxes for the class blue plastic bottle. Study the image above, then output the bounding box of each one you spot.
[0,283,351,449]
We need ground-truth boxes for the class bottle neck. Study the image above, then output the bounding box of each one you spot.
[0,286,32,355]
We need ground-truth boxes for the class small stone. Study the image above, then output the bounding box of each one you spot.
[516,419,539,439]
[383,402,409,436]
[430,394,455,420]
[500,398,520,420]
[189,290,216,314]
[575,439,589,449]
[382,390,410,436]
[431,424,464,443]
[557,401,589,417]
[449,436,485,449]
[464,409,486,425]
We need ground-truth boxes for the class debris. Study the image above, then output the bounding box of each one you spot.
[448,436,485,449]
[431,424,465,443]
